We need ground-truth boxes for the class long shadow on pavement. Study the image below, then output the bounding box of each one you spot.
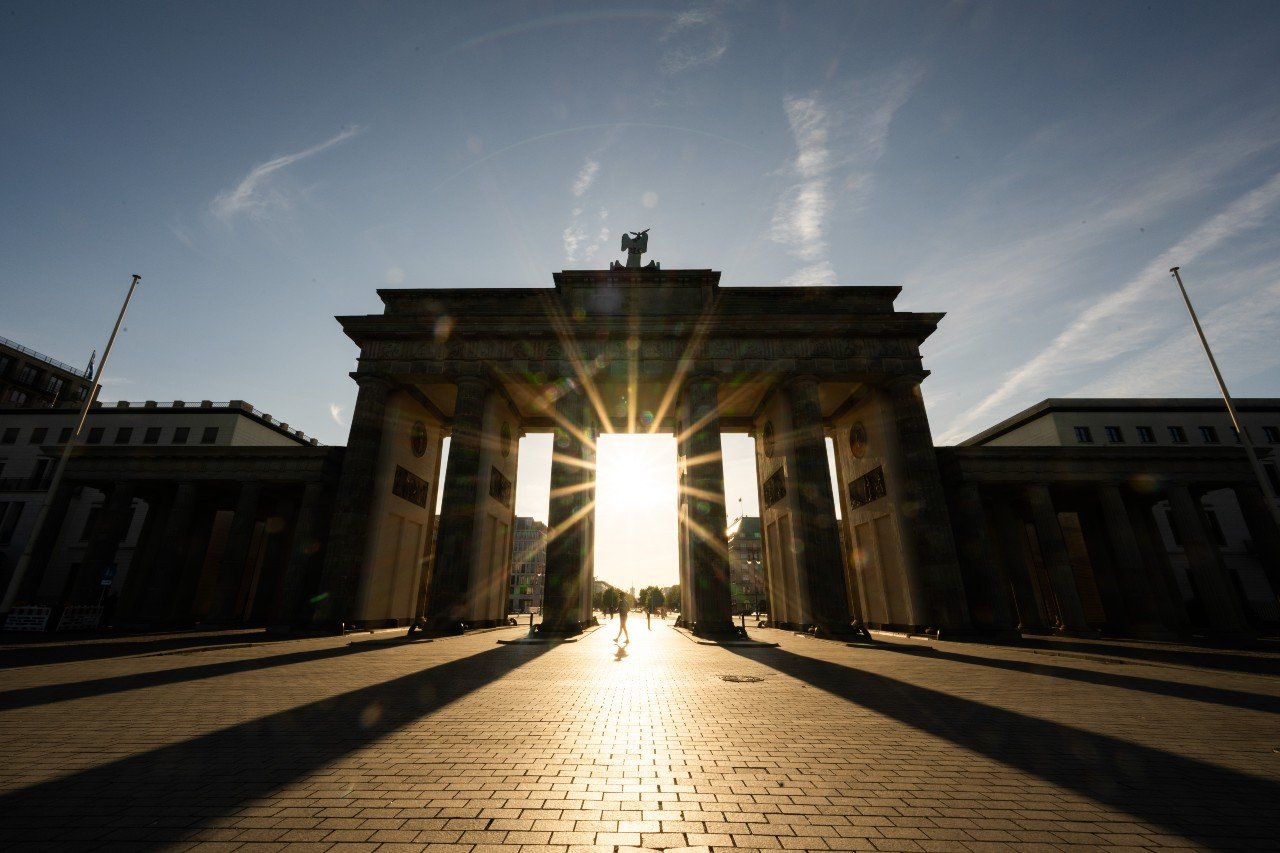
[1000,636,1280,676]
[0,629,310,669]
[727,644,1280,851]
[0,634,436,712]
[0,640,550,850]
[862,642,1280,716]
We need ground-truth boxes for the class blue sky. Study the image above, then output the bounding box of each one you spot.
[3,1,1280,590]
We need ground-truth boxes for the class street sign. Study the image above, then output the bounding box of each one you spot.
[100,563,116,586]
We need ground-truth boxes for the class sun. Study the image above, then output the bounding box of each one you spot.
[595,435,676,509]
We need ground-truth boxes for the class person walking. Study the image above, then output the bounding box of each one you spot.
[614,595,630,644]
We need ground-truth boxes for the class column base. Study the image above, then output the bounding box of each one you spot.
[691,621,743,640]
[415,618,467,637]
[534,620,585,637]
[806,621,875,642]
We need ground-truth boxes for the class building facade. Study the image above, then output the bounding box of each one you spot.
[0,336,93,411]
[508,516,547,614]
[726,515,765,613]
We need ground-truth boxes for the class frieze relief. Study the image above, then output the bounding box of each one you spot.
[361,336,922,377]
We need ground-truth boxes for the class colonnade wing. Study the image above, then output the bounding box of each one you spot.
[935,446,1279,639]
[24,446,342,629]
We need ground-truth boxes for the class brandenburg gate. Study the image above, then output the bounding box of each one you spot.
[315,240,971,638]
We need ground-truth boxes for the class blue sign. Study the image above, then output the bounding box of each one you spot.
[100,563,116,585]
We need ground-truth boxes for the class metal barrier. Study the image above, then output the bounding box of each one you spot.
[3,605,52,632]
[56,605,102,631]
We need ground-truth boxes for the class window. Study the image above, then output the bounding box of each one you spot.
[1105,426,1124,444]
[114,427,133,445]
[1073,426,1093,444]
[7,389,28,405]
[172,426,190,444]
[143,426,161,444]
[17,365,40,385]
[28,427,48,444]
[1136,426,1155,444]
[1199,426,1219,444]
[1262,426,1279,444]
[87,427,104,444]
[1169,426,1187,443]
[0,428,17,445]
[0,355,10,375]
[58,427,72,443]
[45,377,65,397]
[201,426,219,444]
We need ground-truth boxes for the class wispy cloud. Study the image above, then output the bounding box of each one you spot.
[770,63,923,285]
[563,153,611,265]
[211,126,363,222]
[572,159,599,197]
[329,403,346,427]
[936,170,1280,444]
[660,1,732,75]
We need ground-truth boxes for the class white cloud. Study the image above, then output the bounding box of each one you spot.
[572,159,599,197]
[770,63,923,282]
[563,156,610,264]
[660,2,732,75]
[329,403,346,427]
[936,170,1280,444]
[211,126,363,222]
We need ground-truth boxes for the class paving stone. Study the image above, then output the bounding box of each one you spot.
[0,622,1278,851]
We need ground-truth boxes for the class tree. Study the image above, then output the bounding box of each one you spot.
[663,584,681,611]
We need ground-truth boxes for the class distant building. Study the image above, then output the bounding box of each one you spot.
[727,515,765,612]
[1,399,337,630]
[508,516,547,613]
[0,335,93,410]
[935,398,1280,637]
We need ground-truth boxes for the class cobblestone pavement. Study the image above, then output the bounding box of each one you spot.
[1,618,1279,852]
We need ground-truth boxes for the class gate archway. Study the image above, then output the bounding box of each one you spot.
[316,266,969,638]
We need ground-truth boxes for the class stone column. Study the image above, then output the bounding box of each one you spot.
[208,482,262,621]
[675,422,694,629]
[314,374,391,627]
[15,484,73,601]
[948,483,1017,633]
[1167,483,1251,636]
[1024,483,1091,632]
[1232,484,1280,602]
[684,375,734,637]
[273,481,327,627]
[1127,495,1190,633]
[828,442,865,623]
[142,483,198,622]
[426,375,492,631]
[885,377,971,631]
[77,481,137,602]
[1096,483,1168,636]
[990,499,1045,631]
[785,375,852,634]
[542,389,593,635]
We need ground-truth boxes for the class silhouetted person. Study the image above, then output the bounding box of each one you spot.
[646,598,653,629]
[614,600,629,644]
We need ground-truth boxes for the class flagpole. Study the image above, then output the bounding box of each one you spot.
[1170,266,1280,530]
[0,275,141,616]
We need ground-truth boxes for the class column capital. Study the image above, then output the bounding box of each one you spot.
[884,372,928,390]
[350,373,395,392]
[453,372,492,392]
